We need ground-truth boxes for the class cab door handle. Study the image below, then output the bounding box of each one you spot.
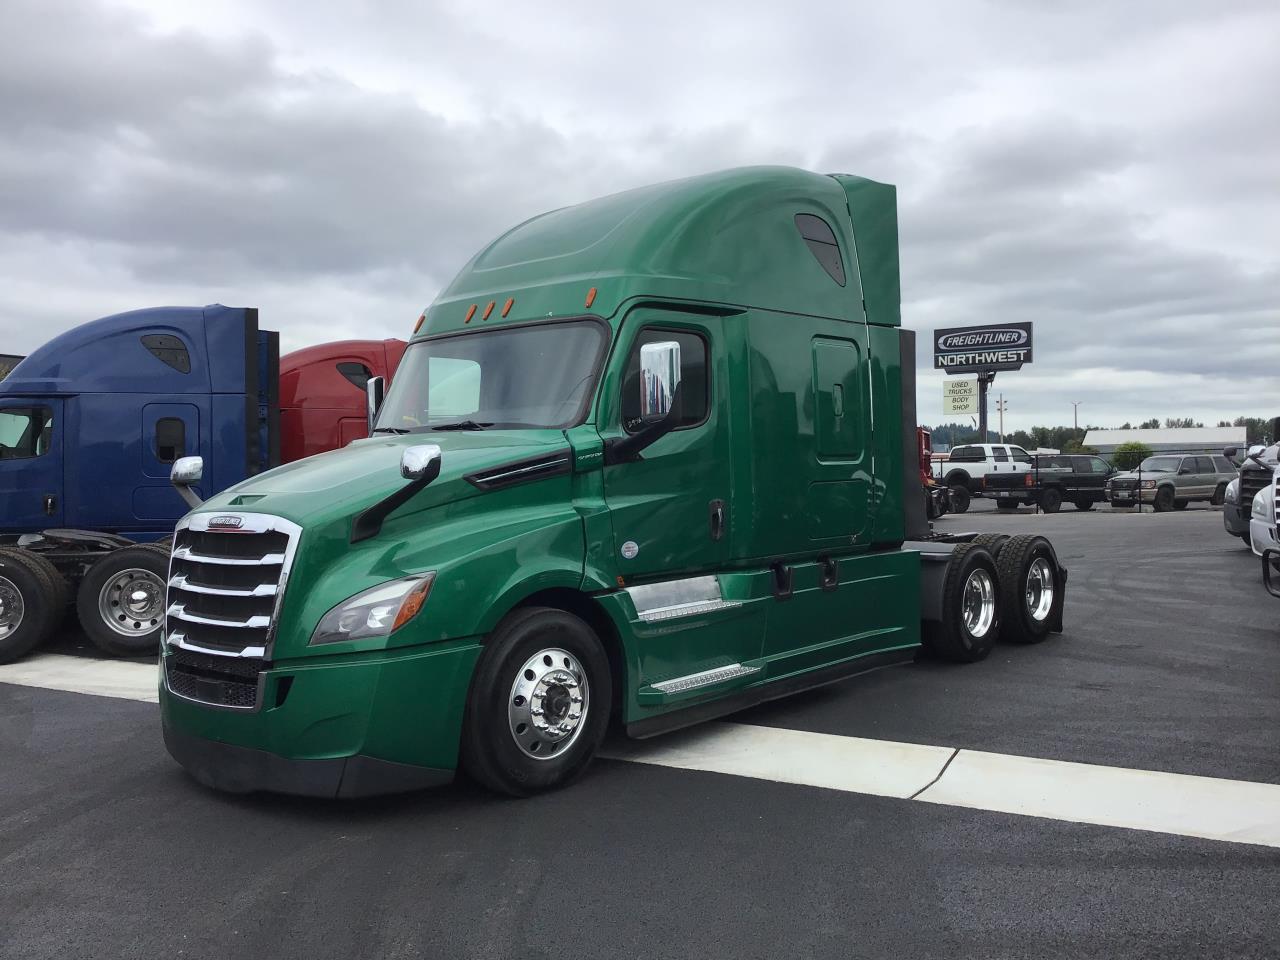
[709,499,725,542]
[43,495,56,516]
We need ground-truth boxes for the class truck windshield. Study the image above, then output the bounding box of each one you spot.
[374,320,607,432]
[1139,456,1181,472]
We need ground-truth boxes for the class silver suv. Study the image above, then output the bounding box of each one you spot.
[1106,454,1235,511]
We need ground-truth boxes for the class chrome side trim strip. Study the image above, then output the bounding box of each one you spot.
[638,598,743,622]
[482,457,570,484]
[651,663,761,694]
[168,574,277,598]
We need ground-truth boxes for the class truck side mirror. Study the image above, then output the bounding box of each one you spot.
[351,444,442,543]
[400,444,442,482]
[1223,447,1238,460]
[366,376,386,433]
[170,455,204,509]
[639,341,681,422]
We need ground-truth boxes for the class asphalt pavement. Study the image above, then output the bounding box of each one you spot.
[2,501,1278,959]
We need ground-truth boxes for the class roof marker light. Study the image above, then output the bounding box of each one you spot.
[465,304,477,323]
[482,301,495,320]
[585,287,597,308]
[413,313,426,334]
[501,297,514,317]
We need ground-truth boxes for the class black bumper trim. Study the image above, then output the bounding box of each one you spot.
[163,722,454,798]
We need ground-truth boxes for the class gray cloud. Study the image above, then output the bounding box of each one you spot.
[0,0,1276,432]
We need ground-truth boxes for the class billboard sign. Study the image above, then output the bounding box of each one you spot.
[934,322,1033,374]
[942,376,979,415]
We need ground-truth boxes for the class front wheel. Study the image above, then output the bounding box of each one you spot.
[1173,499,1189,511]
[461,607,612,797]
[1074,498,1094,511]
[75,544,170,657]
[1153,487,1175,512]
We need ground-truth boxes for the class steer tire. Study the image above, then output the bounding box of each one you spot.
[461,606,612,797]
[995,535,1060,644]
[922,543,1001,663]
[76,544,171,657]
[949,485,971,514]
[1153,486,1175,512]
[1241,533,1252,547]
[1039,487,1062,513]
[1210,484,1226,506]
[0,548,61,664]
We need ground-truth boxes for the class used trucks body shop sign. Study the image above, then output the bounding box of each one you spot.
[933,322,1033,373]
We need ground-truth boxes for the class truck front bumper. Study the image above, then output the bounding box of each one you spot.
[160,637,482,798]
[1223,502,1250,537]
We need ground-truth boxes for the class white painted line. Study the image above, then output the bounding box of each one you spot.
[917,749,1280,848]
[0,653,158,703]
[5,661,1280,849]
[604,722,955,799]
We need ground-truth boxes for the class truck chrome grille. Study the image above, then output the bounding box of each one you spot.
[1241,468,1270,511]
[164,513,302,705]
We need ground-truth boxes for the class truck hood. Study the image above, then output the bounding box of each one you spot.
[191,430,572,530]
[1109,468,1171,481]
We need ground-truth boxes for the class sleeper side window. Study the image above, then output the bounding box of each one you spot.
[0,406,52,459]
[337,361,373,391]
[794,214,847,287]
[622,329,709,433]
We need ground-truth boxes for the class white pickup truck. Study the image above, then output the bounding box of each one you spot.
[933,443,1034,513]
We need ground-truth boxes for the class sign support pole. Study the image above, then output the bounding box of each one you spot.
[977,372,995,442]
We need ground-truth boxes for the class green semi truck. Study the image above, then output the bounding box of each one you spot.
[158,167,1067,798]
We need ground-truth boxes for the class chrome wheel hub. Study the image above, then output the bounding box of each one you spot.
[99,569,165,637]
[508,647,589,760]
[0,575,24,639]
[962,568,996,639]
[1025,556,1054,622]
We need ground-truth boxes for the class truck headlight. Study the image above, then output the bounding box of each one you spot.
[1140,480,1156,489]
[310,573,435,645]
[1252,490,1271,521]
[1224,478,1240,504]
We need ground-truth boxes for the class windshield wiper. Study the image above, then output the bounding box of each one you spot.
[372,427,409,435]
[430,420,494,431]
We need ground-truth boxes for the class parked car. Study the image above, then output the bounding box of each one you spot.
[1105,454,1235,511]
[982,454,1114,513]
[933,443,1033,513]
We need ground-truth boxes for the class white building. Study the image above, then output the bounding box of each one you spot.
[1082,426,1245,455]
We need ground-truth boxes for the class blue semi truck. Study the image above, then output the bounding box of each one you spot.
[0,305,400,662]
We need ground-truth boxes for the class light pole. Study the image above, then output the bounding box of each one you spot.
[996,394,1008,442]
[1072,401,1082,442]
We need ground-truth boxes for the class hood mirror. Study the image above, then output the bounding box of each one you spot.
[401,444,442,482]
[366,376,386,433]
[170,456,204,509]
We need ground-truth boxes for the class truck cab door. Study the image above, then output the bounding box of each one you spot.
[0,399,63,530]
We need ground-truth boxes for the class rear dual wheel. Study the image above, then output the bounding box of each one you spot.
[923,543,1002,663]
[76,544,171,657]
[0,549,68,663]
[461,607,611,797]
[994,535,1060,644]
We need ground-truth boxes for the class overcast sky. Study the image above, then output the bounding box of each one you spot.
[2,0,1276,432]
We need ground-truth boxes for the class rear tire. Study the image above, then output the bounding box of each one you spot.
[1039,487,1062,513]
[0,548,61,663]
[949,485,971,514]
[1074,498,1094,511]
[461,606,611,797]
[922,543,1001,663]
[995,535,1060,644]
[76,544,170,657]
[10,550,69,628]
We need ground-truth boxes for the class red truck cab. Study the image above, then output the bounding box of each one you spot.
[278,339,407,462]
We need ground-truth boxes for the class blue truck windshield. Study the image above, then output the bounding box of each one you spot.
[375,320,606,432]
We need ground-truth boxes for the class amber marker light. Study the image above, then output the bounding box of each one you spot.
[501,297,514,317]
[391,574,436,632]
[413,313,426,334]
[585,287,597,308]
[465,304,477,323]
[482,301,495,320]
